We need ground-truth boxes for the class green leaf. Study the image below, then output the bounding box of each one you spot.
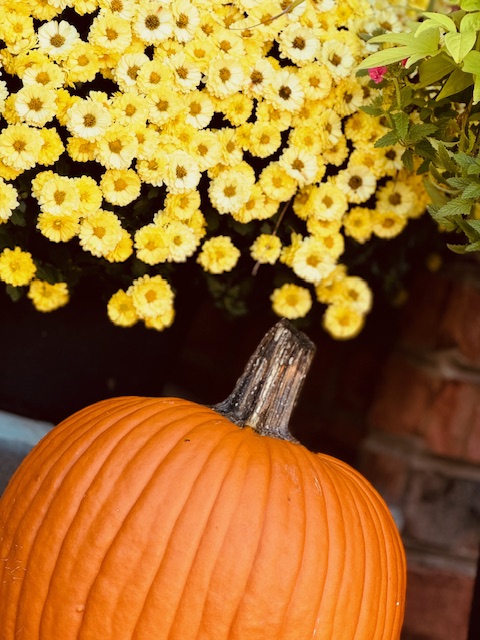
[447,176,471,189]
[444,30,477,63]
[373,130,400,148]
[407,123,438,142]
[5,285,24,302]
[464,240,480,251]
[414,138,437,161]
[392,111,410,139]
[436,198,473,216]
[401,148,414,172]
[421,12,457,33]
[455,151,480,168]
[460,0,480,11]
[461,182,480,199]
[436,68,474,100]
[460,11,480,31]
[418,51,457,86]
[357,47,417,70]
[456,217,480,240]
[447,242,470,253]
[358,27,440,71]
[360,103,384,116]
[437,143,460,173]
[462,49,480,75]
[399,85,413,109]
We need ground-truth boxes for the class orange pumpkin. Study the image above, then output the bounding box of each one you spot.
[0,321,406,639]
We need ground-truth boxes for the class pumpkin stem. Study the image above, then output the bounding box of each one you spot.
[213,319,316,442]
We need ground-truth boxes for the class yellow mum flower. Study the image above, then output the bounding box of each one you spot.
[75,175,103,214]
[27,279,69,312]
[206,56,245,99]
[110,92,149,127]
[323,303,365,340]
[163,220,199,263]
[78,209,124,257]
[291,236,336,285]
[376,181,417,217]
[0,123,42,171]
[38,128,64,166]
[330,276,373,314]
[104,228,133,263]
[100,168,141,206]
[95,124,138,169]
[278,23,320,66]
[259,161,298,202]
[372,210,407,239]
[243,121,282,159]
[250,234,282,265]
[306,181,349,221]
[271,283,312,320]
[0,178,19,223]
[343,206,373,244]
[66,98,112,140]
[67,136,98,162]
[107,289,139,327]
[171,0,200,43]
[133,0,173,44]
[278,146,318,187]
[37,20,80,60]
[14,85,57,127]
[265,68,305,114]
[127,273,174,320]
[0,246,36,287]
[144,306,175,331]
[335,164,377,204]
[35,174,79,214]
[63,41,101,84]
[145,86,184,126]
[21,60,65,90]
[197,236,240,274]
[88,12,132,53]
[208,167,253,215]
[36,210,80,243]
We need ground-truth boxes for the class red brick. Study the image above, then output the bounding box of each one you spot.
[438,280,480,364]
[402,561,475,640]
[368,354,442,439]
[358,444,410,507]
[423,381,480,462]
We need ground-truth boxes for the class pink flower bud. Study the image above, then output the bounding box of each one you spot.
[368,66,388,84]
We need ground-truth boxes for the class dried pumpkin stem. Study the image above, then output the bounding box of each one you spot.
[213,319,316,442]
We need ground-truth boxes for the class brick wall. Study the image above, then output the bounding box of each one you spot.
[359,261,480,640]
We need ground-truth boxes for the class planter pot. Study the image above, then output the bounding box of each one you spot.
[1,276,198,425]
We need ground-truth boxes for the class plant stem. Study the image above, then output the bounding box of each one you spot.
[213,319,316,442]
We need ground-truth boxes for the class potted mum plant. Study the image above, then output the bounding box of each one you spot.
[0,0,445,419]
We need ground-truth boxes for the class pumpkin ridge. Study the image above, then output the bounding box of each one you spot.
[76,413,239,638]
[1,400,146,637]
[159,428,253,640]
[329,460,406,638]
[276,443,328,640]
[226,436,308,639]
[39,402,211,636]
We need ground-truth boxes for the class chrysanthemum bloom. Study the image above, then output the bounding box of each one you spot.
[291,236,336,285]
[323,303,365,340]
[244,121,282,158]
[259,161,298,202]
[208,167,253,215]
[0,246,36,287]
[2,11,37,55]
[107,289,139,327]
[372,210,407,239]
[250,234,282,265]
[298,63,333,101]
[343,206,373,244]
[95,124,138,170]
[271,283,312,320]
[335,164,377,204]
[306,181,349,221]
[63,41,100,84]
[66,136,98,162]
[144,306,175,331]
[75,175,103,214]
[328,275,373,314]
[135,223,170,265]
[145,86,184,126]
[66,99,112,140]
[320,38,356,80]
[0,179,19,223]
[38,128,64,166]
[171,0,200,43]
[278,23,320,65]
[36,210,80,243]
[110,92,149,127]
[37,20,80,60]
[243,57,275,98]
[164,150,201,194]
[0,123,42,171]
[104,228,133,263]
[35,173,79,213]
[88,12,132,53]
[99,0,137,20]
[265,68,305,114]
[197,235,240,274]
[21,60,65,90]
[376,180,417,217]
[127,274,175,320]
[206,56,245,99]
[27,279,69,312]
[279,146,318,187]
[136,155,168,187]
[133,0,174,43]
[100,168,141,206]
[78,209,124,257]
[163,220,199,262]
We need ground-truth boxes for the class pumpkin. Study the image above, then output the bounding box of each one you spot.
[0,320,406,640]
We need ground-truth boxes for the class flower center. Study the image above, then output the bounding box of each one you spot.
[190,102,201,115]
[145,14,160,30]
[27,98,43,112]
[50,34,65,48]
[109,140,123,153]
[176,14,189,28]
[114,179,127,191]
[349,176,362,190]
[293,36,306,50]
[224,185,236,197]
[13,140,26,152]
[105,28,119,41]
[279,86,291,100]
[83,113,96,127]
[36,72,50,85]
[176,166,187,179]
[54,190,66,205]
[219,68,231,82]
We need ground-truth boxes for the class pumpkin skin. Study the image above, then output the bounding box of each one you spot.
[0,396,406,640]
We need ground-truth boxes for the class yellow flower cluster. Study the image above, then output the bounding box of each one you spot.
[0,0,428,338]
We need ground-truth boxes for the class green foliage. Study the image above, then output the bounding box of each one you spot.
[359,0,480,253]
